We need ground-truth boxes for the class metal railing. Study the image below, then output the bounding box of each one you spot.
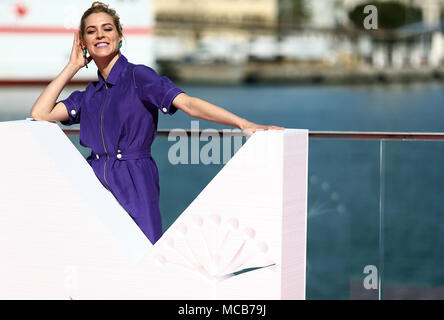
[62,128,444,141]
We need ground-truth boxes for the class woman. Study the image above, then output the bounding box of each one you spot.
[30,2,284,244]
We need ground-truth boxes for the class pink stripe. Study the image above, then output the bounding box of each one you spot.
[0,79,92,86]
[0,26,154,34]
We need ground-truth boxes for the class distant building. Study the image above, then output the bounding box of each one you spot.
[153,0,278,62]
[154,0,277,28]
[153,0,444,69]
[305,0,349,28]
[336,0,444,68]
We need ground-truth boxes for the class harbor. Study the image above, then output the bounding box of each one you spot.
[161,61,444,84]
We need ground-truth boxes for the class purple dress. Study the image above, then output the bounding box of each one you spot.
[59,54,183,244]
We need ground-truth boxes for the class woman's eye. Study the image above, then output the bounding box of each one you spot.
[87,31,94,34]
[105,29,112,32]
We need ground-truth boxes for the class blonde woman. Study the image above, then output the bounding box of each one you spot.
[30,2,284,244]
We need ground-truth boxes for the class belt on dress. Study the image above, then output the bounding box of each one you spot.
[91,149,151,161]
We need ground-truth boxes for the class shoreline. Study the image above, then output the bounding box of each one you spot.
[159,61,444,86]
[0,64,443,87]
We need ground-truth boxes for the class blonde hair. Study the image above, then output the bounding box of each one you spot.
[79,2,123,41]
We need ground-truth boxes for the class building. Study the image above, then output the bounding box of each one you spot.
[154,0,277,27]
[153,0,444,73]
[153,0,278,62]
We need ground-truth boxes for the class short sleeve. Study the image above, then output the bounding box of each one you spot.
[58,90,84,126]
[133,65,184,115]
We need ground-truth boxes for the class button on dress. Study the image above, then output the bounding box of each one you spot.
[59,54,184,244]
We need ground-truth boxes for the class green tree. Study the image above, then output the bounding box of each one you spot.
[348,0,422,30]
[278,0,310,26]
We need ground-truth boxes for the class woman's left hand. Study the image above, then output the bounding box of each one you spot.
[241,121,285,136]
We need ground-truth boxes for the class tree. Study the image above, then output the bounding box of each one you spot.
[348,0,422,30]
[278,0,311,27]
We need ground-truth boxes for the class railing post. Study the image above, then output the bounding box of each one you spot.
[378,139,385,300]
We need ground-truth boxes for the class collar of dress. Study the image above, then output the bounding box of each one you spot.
[95,53,128,91]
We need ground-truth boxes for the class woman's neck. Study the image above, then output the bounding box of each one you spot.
[95,53,120,81]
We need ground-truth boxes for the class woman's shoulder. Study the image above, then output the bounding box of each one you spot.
[71,81,99,99]
[131,64,161,87]
[65,81,95,99]
[85,81,98,91]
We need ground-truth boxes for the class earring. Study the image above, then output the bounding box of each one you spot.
[118,41,122,49]
[83,48,88,69]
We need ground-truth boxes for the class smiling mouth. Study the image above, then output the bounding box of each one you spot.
[95,42,109,48]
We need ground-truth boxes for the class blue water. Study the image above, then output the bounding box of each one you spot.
[2,82,444,299]
[159,82,444,132]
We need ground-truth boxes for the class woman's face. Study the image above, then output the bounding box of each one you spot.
[82,12,121,59]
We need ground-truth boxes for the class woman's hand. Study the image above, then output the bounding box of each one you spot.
[68,33,92,70]
[171,94,285,136]
[30,34,90,121]
[240,120,285,136]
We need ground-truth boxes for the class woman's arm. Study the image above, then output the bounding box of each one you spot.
[30,33,90,122]
[30,64,80,122]
[172,93,285,134]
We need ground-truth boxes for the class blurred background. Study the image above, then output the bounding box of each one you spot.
[154,0,444,84]
[1,0,444,300]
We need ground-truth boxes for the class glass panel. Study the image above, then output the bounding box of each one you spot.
[307,139,381,299]
[382,141,444,299]
[152,135,225,231]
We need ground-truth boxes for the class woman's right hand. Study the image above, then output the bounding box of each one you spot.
[30,33,90,121]
[68,33,92,70]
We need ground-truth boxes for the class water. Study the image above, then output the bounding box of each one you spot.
[2,82,444,299]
